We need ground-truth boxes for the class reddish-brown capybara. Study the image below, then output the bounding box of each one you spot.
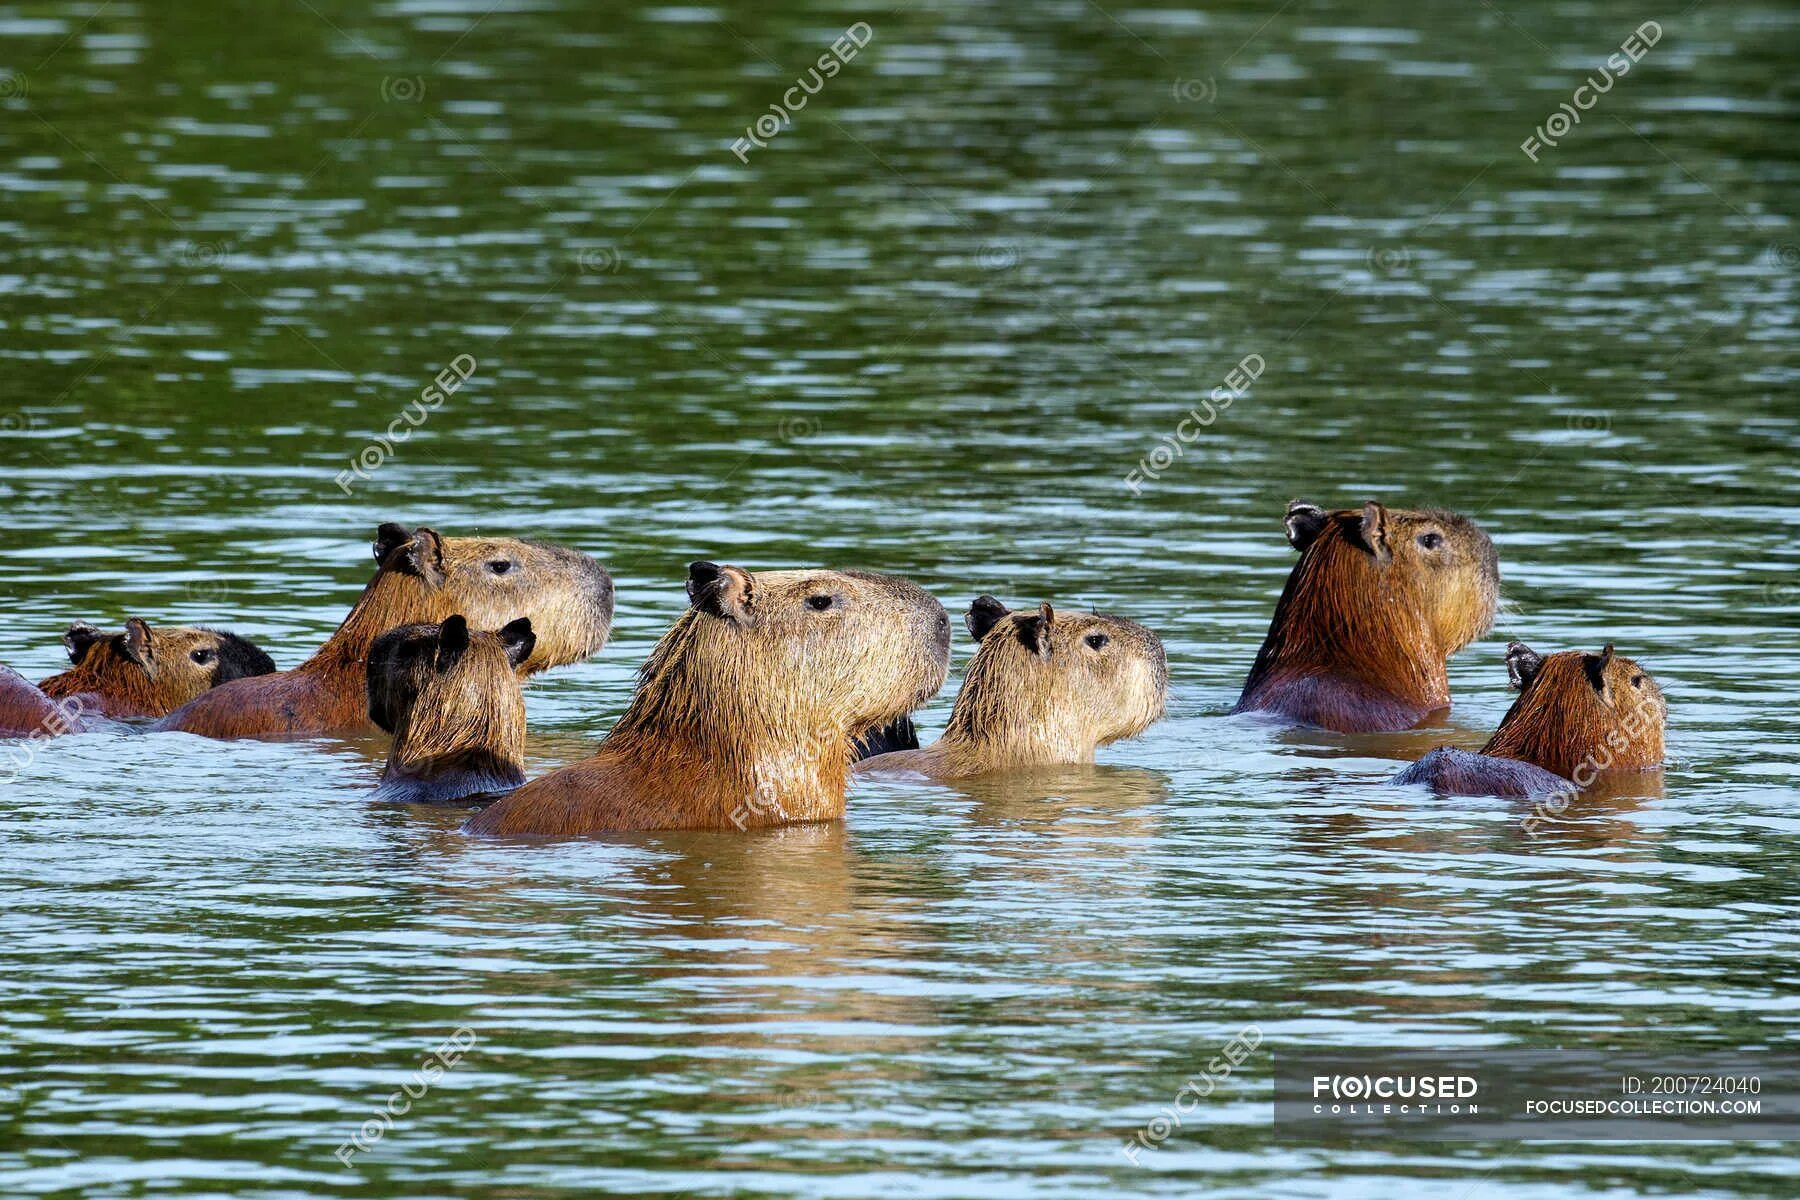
[154,523,613,739]
[857,596,1167,778]
[1,665,85,740]
[365,615,534,805]
[40,619,276,719]
[466,561,951,836]
[1235,500,1500,732]
[1394,641,1666,796]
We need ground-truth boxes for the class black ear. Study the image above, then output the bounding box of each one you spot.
[965,595,1010,642]
[435,615,470,672]
[687,561,755,622]
[1360,500,1393,565]
[1285,501,1329,552]
[373,522,414,565]
[1583,642,1615,697]
[499,617,536,669]
[122,617,154,666]
[63,621,109,665]
[381,526,447,585]
[1506,641,1544,691]
[1018,601,1054,658]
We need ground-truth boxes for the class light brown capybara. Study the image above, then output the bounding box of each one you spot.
[40,619,276,719]
[365,615,534,805]
[857,596,1167,778]
[154,523,613,739]
[1235,499,1500,732]
[466,561,952,836]
[1393,641,1666,797]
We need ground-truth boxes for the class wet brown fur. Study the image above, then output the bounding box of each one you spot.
[1393,642,1665,796]
[155,525,612,739]
[367,617,533,804]
[38,620,274,719]
[1,664,82,738]
[857,598,1167,779]
[1236,500,1500,732]
[467,564,951,836]
[1481,644,1665,778]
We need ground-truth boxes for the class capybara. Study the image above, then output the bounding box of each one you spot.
[1235,500,1500,732]
[155,523,613,739]
[857,595,1167,778]
[1,664,86,739]
[39,619,276,719]
[1393,641,1666,796]
[466,561,951,836]
[366,615,535,804]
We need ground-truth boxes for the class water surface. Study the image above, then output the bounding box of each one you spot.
[1,1,1797,1196]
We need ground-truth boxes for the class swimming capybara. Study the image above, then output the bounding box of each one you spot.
[366,615,534,804]
[39,619,276,719]
[1,664,85,739]
[466,561,952,836]
[1235,500,1500,732]
[1393,641,1666,796]
[155,523,613,739]
[857,596,1167,778]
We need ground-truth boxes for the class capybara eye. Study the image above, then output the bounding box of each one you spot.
[1417,532,1444,551]
[487,559,513,576]
[806,594,835,612]
[1084,633,1110,651]
[1632,674,1644,688]
[190,648,215,665]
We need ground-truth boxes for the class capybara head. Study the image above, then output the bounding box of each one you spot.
[944,596,1168,762]
[40,618,277,717]
[352,523,612,673]
[366,615,534,799]
[1282,500,1500,656]
[612,562,951,749]
[1237,499,1501,730]
[1482,641,1666,779]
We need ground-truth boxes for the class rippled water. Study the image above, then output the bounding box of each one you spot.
[2,0,1797,1195]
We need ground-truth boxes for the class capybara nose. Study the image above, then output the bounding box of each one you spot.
[934,608,951,652]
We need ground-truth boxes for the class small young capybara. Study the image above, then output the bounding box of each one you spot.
[2,619,275,737]
[1393,641,1666,796]
[857,596,1167,778]
[366,615,535,805]
[466,561,952,836]
[155,523,613,739]
[40,619,276,719]
[1235,500,1500,732]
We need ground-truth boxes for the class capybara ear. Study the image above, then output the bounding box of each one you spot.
[965,595,1010,643]
[383,526,448,586]
[63,621,109,664]
[1506,641,1544,691]
[435,615,470,671]
[1360,500,1393,565]
[1018,601,1054,658]
[122,617,154,666]
[1284,501,1329,552]
[499,617,536,668]
[1583,642,1615,698]
[373,522,414,565]
[688,561,755,623]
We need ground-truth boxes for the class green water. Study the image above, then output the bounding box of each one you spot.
[1,1,1797,1196]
